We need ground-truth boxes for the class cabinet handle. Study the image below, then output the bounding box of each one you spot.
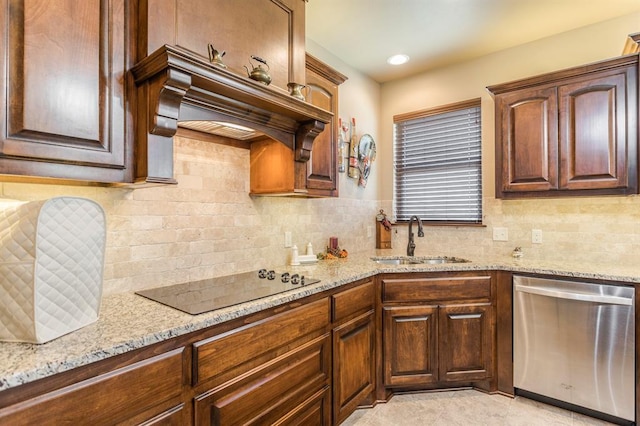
[396,316,431,322]
[514,284,633,306]
[448,313,482,320]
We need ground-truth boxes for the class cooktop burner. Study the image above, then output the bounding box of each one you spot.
[135,270,320,315]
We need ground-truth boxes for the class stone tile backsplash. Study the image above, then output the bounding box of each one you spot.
[0,136,382,295]
[395,195,640,265]
[2,135,639,295]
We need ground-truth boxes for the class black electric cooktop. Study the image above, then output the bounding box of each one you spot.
[135,270,320,315]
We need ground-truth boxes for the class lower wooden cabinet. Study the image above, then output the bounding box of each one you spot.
[331,279,376,425]
[381,272,495,389]
[192,298,332,425]
[0,347,187,425]
[194,334,331,425]
[333,310,375,423]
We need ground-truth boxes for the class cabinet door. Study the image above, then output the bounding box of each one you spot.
[194,334,331,426]
[303,55,346,197]
[559,70,634,190]
[495,86,558,194]
[333,310,375,424]
[0,0,130,183]
[438,303,493,383]
[383,305,438,387]
[304,66,338,196]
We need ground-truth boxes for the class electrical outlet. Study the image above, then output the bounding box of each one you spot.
[367,226,373,238]
[532,229,543,244]
[493,227,508,241]
[284,231,292,248]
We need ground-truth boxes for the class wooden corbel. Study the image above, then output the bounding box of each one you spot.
[295,120,325,162]
[146,68,191,137]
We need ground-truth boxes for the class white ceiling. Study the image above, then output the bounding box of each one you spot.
[306,0,640,83]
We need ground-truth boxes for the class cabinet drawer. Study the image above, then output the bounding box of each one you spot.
[193,298,330,386]
[194,333,331,425]
[0,348,186,425]
[332,280,375,323]
[382,274,491,303]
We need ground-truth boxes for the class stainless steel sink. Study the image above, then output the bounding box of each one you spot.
[372,256,470,265]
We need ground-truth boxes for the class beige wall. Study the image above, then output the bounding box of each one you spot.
[378,12,640,263]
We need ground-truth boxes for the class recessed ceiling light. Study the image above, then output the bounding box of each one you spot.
[387,54,410,65]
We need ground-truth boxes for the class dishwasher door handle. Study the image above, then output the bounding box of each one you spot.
[514,284,633,306]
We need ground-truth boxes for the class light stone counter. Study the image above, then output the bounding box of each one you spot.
[1,252,640,392]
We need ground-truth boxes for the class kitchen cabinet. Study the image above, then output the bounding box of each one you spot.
[0,347,188,425]
[303,54,348,197]
[249,54,346,196]
[192,298,332,425]
[381,272,495,388]
[488,55,638,198]
[140,0,307,94]
[0,0,133,184]
[331,279,376,424]
[194,334,331,425]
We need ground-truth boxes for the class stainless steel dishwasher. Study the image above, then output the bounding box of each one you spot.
[513,275,635,422]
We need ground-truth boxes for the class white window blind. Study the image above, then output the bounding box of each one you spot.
[394,99,482,224]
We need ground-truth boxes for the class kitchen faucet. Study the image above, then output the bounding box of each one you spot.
[407,215,424,256]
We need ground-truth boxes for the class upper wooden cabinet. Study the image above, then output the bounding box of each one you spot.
[488,55,638,198]
[304,54,347,197]
[249,55,346,196]
[0,0,133,184]
[140,0,306,93]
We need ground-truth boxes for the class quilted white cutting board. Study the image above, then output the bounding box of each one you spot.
[0,197,106,344]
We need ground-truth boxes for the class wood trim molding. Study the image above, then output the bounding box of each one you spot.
[622,32,640,55]
[305,53,348,86]
[487,55,639,95]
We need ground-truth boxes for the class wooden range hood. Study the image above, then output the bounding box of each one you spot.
[130,45,332,185]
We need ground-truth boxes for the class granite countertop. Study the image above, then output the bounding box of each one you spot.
[1,251,640,393]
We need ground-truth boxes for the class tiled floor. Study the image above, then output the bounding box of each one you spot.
[341,390,617,426]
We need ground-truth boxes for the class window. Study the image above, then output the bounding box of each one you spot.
[393,98,482,224]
